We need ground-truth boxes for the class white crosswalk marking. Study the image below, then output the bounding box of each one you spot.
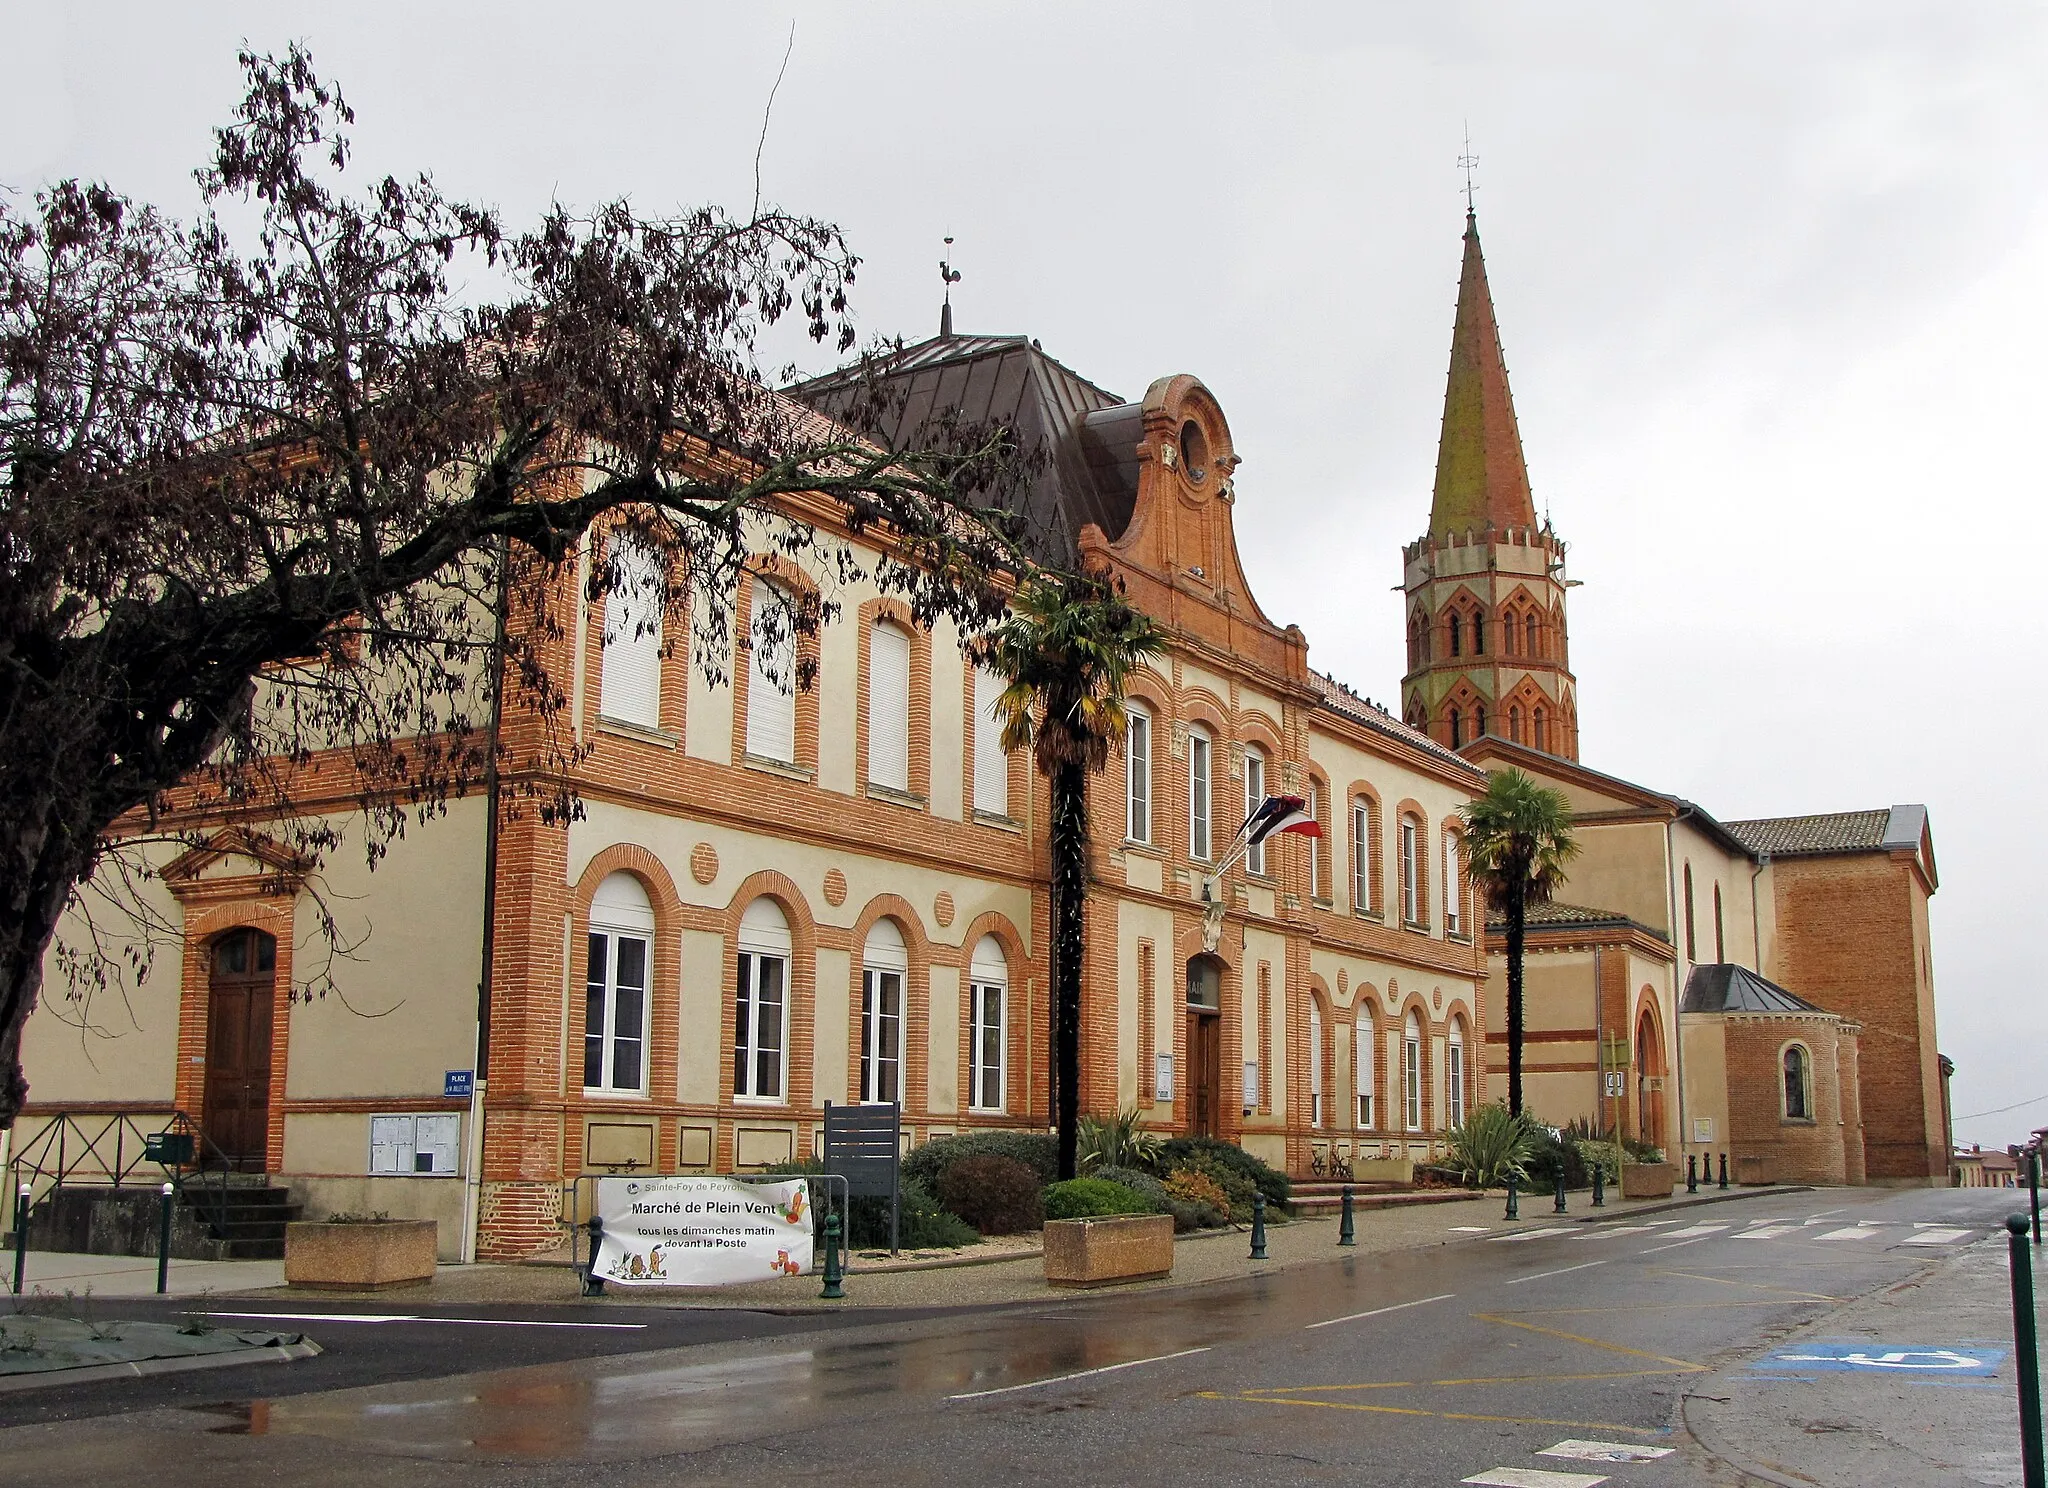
[1735,1225,1796,1240]
[1487,1227,1571,1242]
[1463,1468,1609,1487]
[1663,1223,1730,1238]
[1572,1225,1657,1240]
[1538,1440,1676,1464]
[1902,1227,1970,1245]
[1816,1226,1879,1241]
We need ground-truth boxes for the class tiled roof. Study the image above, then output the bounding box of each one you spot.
[1309,670,1478,772]
[1724,808,1899,858]
[1484,899,1669,939]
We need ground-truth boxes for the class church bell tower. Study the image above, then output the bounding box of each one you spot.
[1401,209,1580,760]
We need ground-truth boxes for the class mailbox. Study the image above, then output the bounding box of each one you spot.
[145,1131,195,1166]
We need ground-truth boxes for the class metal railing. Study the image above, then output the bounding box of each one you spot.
[7,1110,237,1239]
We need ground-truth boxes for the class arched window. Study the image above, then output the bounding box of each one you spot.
[1683,863,1696,962]
[1783,1044,1811,1120]
[867,620,911,792]
[1355,1011,1377,1128]
[1508,705,1523,744]
[1472,612,1486,655]
[1443,828,1463,937]
[735,898,791,1101]
[1307,780,1325,900]
[745,581,797,763]
[1400,816,1422,926]
[1449,707,1463,749]
[860,919,907,1104]
[1448,613,1463,657]
[1447,1017,1467,1128]
[1474,703,1487,739]
[972,666,1008,818]
[1713,883,1725,962]
[1309,1000,1325,1129]
[1188,724,1213,860]
[599,535,664,729]
[585,872,652,1093]
[1403,1011,1424,1131]
[1533,707,1548,753]
[1244,746,1268,875]
[968,936,1007,1112]
[1503,611,1518,656]
[1351,797,1374,915]
[1525,613,1539,658]
[1125,703,1152,844]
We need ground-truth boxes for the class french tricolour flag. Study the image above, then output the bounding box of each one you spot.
[1245,794,1322,845]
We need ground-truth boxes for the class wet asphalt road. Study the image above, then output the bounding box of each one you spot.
[0,1184,2020,1487]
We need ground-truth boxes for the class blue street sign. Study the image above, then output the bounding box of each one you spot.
[444,1069,474,1098]
[1752,1343,2003,1377]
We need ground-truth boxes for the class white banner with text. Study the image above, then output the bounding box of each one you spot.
[593,1175,813,1287]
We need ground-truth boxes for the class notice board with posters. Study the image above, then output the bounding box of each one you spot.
[592,1175,813,1287]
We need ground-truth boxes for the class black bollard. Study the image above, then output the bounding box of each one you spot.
[1249,1192,1269,1260]
[820,1210,845,1299]
[581,1214,606,1297]
[1686,1154,1699,1194]
[1553,1169,1568,1215]
[2008,1215,2044,1488]
[2029,1150,2040,1240]
[156,1182,174,1295]
[1591,1161,1605,1207]
[1505,1173,1520,1222]
[11,1184,27,1295]
[1718,1152,1730,1190]
[1338,1186,1356,1247]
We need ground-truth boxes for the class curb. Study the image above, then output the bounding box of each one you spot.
[1573,1184,1816,1224]
[0,1337,321,1393]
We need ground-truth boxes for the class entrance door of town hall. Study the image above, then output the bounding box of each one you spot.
[1187,955,1224,1138]
[202,928,277,1170]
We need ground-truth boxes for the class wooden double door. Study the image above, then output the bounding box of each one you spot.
[1186,955,1225,1138]
[202,928,277,1170]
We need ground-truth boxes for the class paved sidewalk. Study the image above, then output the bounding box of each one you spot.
[5,1250,284,1300]
[1685,1223,2039,1487]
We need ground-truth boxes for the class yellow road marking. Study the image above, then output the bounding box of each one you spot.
[1199,1392,1663,1435]
[1235,1368,1686,1394]
[1511,1300,1822,1315]
[1651,1269,1841,1301]
[1470,1312,1705,1372]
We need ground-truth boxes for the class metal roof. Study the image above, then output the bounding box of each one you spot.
[1680,963,1823,1015]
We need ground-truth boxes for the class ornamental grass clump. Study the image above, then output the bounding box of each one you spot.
[1446,1102,1545,1189]
[1077,1106,1163,1174]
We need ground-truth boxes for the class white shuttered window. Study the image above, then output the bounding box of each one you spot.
[1356,1019,1376,1128]
[1243,749,1266,875]
[745,582,796,763]
[599,537,663,729]
[972,666,1008,816]
[868,622,911,792]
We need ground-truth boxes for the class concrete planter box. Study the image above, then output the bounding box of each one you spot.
[1043,1214,1173,1288]
[1734,1154,1775,1186]
[1352,1158,1415,1184]
[1620,1162,1677,1199]
[285,1219,437,1290]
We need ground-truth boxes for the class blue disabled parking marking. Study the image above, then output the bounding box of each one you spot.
[1749,1342,2004,1379]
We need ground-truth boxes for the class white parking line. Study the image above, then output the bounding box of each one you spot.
[1305,1293,1455,1329]
[203,1311,647,1330]
[946,1346,1211,1400]
[1506,1260,1608,1286]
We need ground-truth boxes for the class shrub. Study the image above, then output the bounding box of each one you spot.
[902,1130,1059,1191]
[1623,1136,1665,1165]
[1445,1103,1544,1188]
[1156,1137,1290,1209]
[1078,1107,1162,1173]
[936,1155,1043,1236]
[1163,1167,1231,1219]
[1574,1140,1621,1185]
[1042,1177,1153,1220]
[760,1159,978,1249]
[1173,1156,1260,1221]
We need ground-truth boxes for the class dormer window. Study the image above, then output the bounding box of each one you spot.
[1179,419,1209,482]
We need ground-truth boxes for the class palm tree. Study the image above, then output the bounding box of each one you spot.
[982,568,1164,1180]
[1463,768,1580,1118]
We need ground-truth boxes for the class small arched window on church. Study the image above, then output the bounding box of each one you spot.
[1448,613,1463,657]
[1683,863,1696,961]
[1525,614,1539,659]
[1782,1044,1811,1121]
[1533,707,1548,752]
[1714,884,1725,962]
[1474,704,1487,739]
[1472,612,1486,655]
[1448,707,1463,749]
[1508,705,1522,744]
[1502,611,1517,656]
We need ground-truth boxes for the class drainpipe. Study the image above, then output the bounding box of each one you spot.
[1664,813,1690,1164]
[1592,945,1605,1139]
[461,536,511,1267]
[1749,853,1770,972]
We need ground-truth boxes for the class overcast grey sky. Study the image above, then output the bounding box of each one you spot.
[6,2,2042,1148]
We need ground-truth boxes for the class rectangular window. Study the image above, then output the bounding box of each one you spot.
[860,966,903,1103]
[584,931,648,1093]
[745,583,796,763]
[1401,820,1420,925]
[972,666,1008,817]
[1444,830,1462,936]
[1309,1004,1324,1129]
[1126,707,1151,843]
[1244,751,1266,875]
[1447,1042,1465,1127]
[734,949,787,1100]
[1308,783,1321,900]
[1404,1031,1422,1131]
[969,980,1005,1111]
[1352,800,1373,913]
[599,536,663,728]
[1189,730,1212,860]
[867,622,911,792]
[1356,1023,1375,1128]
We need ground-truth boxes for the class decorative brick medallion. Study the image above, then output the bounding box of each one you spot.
[823,868,848,907]
[1336,970,1348,995]
[933,891,955,928]
[689,843,719,885]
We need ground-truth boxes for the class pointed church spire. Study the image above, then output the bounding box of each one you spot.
[1429,210,1537,538]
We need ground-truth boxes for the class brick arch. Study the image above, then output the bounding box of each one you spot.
[855,596,933,803]
[847,893,934,1120]
[718,870,820,1140]
[571,844,688,1111]
[1630,988,1668,1150]
[955,911,1035,1122]
[1775,1035,1817,1121]
[733,562,824,773]
[1178,688,1230,738]
[1236,712,1284,758]
[1437,678,1491,749]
